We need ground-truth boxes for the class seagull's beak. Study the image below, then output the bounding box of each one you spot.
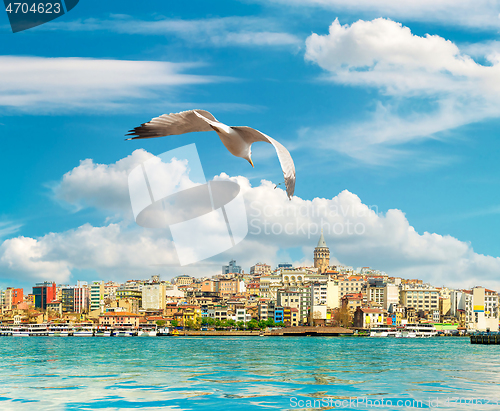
[249,158,254,168]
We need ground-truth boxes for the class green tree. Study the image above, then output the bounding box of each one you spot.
[258,320,267,330]
[236,321,245,330]
[156,320,166,328]
[247,319,259,330]
[171,320,179,328]
[185,319,195,330]
[265,318,276,328]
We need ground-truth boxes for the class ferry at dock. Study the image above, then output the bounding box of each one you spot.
[48,324,74,337]
[402,323,437,338]
[137,324,158,337]
[369,325,398,337]
[95,327,112,337]
[73,324,94,337]
[369,323,437,338]
[113,328,135,337]
[0,325,12,336]
[12,324,49,337]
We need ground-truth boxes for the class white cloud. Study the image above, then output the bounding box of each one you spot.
[0,224,179,283]
[54,149,155,213]
[0,56,218,113]
[3,151,500,289]
[305,18,498,96]
[259,0,500,30]
[42,16,301,47]
[303,18,500,164]
[0,220,22,239]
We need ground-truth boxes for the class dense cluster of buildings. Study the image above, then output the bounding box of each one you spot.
[0,234,498,332]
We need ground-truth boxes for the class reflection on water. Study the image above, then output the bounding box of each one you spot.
[0,337,498,410]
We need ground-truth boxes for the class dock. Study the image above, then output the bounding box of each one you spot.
[470,333,500,344]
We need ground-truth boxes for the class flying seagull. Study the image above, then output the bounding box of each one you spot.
[126,109,296,199]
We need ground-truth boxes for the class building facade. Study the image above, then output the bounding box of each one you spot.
[61,284,89,313]
[4,288,24,311]
[33,282,56,310]
[90,281,105,312]
[399,287,439,313]
[142,284,166,310]
[222,259,242,275]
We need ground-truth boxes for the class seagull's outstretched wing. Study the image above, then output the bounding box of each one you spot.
[126,110,218,140]
[232,126,296,199]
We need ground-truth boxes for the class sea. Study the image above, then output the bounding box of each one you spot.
[0,336,498,410]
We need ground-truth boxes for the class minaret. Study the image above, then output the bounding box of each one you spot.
[314,230,330,274]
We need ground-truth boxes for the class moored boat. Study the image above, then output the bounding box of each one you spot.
[47,324,73,336]
[369,325,398,337]
[0,325,12,336]
[73,324,94,337]
[113,328,135,337]
[403,323,437,338]
[95,328,112,337]
[12,324,49,336]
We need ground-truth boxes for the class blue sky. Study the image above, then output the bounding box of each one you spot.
[2,0,500,290]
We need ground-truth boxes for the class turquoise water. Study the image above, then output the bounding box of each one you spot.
[0,336,499,410]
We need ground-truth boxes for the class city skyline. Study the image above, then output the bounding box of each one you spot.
[2,1,500,291]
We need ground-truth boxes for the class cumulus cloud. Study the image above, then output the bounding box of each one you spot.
[41,15,301,48]
[305,18,498,96]
[303,18,500,163]
[54,149,155,213]
[0,224,179,283]
[3,150,500,288]
[0,56,219,113]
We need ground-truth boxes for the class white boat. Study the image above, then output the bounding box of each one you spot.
[138,325,158,337]
[137,330,157,337]
[369,325,398,337]
[12,324,48,336]
[12,326,29,337]
[73,325,94,337]
[0,325,12,336]
[95,329,112,337]
[157,327,169,336]
[113,329,135,337]
[48,324,73,337]
[404,323,437,338]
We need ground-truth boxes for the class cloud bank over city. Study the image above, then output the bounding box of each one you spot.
[1,150,499,289]
[2,1,500,295]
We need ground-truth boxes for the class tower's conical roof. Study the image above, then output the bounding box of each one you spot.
[317,230,327,248]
